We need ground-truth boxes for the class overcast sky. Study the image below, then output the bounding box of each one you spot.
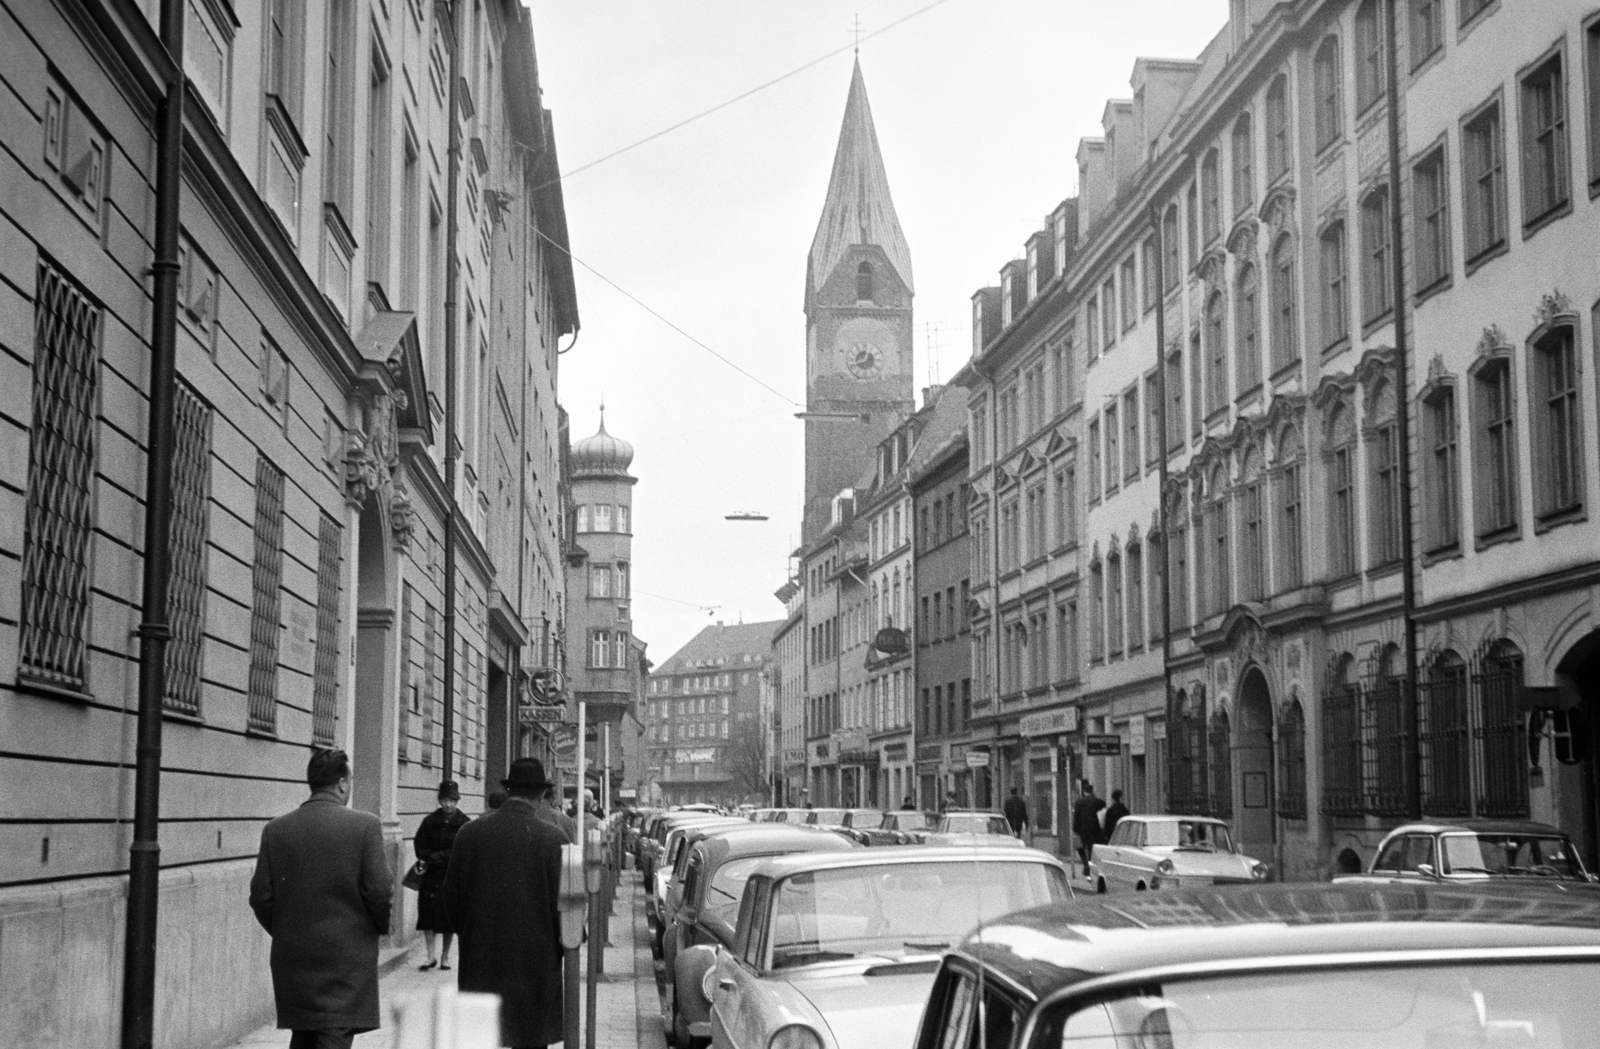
[530,0,1229,665]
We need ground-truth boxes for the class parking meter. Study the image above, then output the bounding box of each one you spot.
[558,842,587,949]
[584,827,604,894]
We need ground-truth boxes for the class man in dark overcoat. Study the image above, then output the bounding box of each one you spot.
[444,758,566,1049]
[1071,782,1107,876]
[249,749,392,1049]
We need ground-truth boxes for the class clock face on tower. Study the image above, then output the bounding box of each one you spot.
[833,317,893,383]
[845,341,883,379]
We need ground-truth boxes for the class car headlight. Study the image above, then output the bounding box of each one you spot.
[1155,859,1175,876]
[1250,861,1269,880]
[701,965,719,1003]
[770,1025,826,1049]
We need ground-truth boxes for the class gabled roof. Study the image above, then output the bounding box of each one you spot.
[806,59,913,303]
[653,620,785,677]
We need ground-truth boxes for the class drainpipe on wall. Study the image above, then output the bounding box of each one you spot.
[1384,0,1423,819]
[1149,203,1176,817]
[441,0,465,780]
[968,352,1001,808]
[122,4,185,1048]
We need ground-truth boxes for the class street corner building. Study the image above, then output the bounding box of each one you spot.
[0,0,583,1046]
[955,0,1600,883]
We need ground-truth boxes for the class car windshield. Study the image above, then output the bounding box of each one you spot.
[1056,961,1600,1047]
[939,814,1011,835]
[1143,820,1234,852]
[890,813,931,832]
[702,857,764,926]
[811,809,847,825]
[850,811,884,829]
[768,860,1066,968]
[1440,833,1586,879]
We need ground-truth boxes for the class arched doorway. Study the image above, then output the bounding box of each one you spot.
[1235,666,1275,863]
[351,498,397,823]
[1554,632,1600,871]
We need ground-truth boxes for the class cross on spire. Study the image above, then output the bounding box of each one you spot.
[852,13,861,53]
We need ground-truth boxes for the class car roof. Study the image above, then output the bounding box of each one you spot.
[747,845,1064,880]
[1118,814,1229,825]
[1381,818,1571,836]
[692,825,856,864]
[954,881,1600,1000]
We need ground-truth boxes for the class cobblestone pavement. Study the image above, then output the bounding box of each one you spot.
[224,871,660,1049]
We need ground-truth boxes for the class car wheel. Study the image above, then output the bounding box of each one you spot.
[1095,877,1107,894]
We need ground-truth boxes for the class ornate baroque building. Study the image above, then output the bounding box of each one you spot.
[0,1,575,1045]
[960,0,1600,879]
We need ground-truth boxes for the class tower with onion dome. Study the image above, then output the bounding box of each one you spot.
[563,409,641,804]
[801,57,915,544]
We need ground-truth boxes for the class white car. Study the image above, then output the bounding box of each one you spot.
[1088,814,1269,892]
[922,811,1025,848]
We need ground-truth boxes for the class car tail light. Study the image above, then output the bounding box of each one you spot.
[770,1026,825,1049]
[1250,861,1269,880]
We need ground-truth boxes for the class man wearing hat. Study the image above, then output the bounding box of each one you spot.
[443,758,566,1049]
[412,779,470,970]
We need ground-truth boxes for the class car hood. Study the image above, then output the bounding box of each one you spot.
[1162,849,1258,878]
[925,833,1025,849]
[789,966,939,1049]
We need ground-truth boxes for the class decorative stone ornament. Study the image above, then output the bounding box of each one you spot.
[1533,289,1573,330]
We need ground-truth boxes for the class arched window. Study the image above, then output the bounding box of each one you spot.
[1326,402,1357,577]
[1319,219,1349,346]
[1162,204,1181,291]
[1238,448,1265,601]
[1201,150,1221,242]
[1269,235,1297,371]
[1367,379,1402,567]
[1476,640,1528,816]
[1236,264,1261,394]
[1371,643,1407,814]
[1205,291,1228,415]
[1275,426,1304,590]
[1321,653,1362,815]
[1107,546,1124,657]
[1313,35,1343,149]
[1277,699,1307,818]
[891,570,901,629]
[1420,649,1469,814]
[1209,709,1233,817]
[1265,75,1289,179]
[1354,0,1385,112]
[856,261,874,302]
[1206,464,1231,616]
[1232,113,1255,215]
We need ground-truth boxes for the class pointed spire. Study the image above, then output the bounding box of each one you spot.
[807,58,912,304]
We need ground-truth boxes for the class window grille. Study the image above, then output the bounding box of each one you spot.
[1363,651,1411,816]
[1208,712,1232,819]
[246,456,286,734]
[1474,642,1528,817]
[311,513,342,747]
[1320,659,1364,816]
[1167,690,1207,815]
[1277,701,1307,819]
[1418,652,1471,816]
[19,261,101,693]
[396,585,411,762]
[423,601,437,767]
[164,382,213,716]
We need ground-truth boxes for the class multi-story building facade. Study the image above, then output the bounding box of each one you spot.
[801,501,875,806]
[772,574,807,804]
[961,0,1600,879]
[0,0,576,1045]
[643,621,781,806]
[906,388,977,811]
[564,413,641,800]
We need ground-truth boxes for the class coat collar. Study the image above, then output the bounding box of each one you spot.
[304,788,347,806]
[500,796,538,814]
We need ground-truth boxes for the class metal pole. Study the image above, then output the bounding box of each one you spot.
[1383,0,1423,820]
[563,942,580,1049]
[585,888,600,1049]
[1149,202,1177,826]
[441,0,464,781]
[123,4,185,1047]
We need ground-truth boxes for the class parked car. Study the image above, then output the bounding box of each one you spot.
[834,809,895,846]
[766,808,812,824]
[911,881,1600,1049]
[1334,819,1595,886]
[661,825,855,1047]
[652,817,749,941]
[1088,814,1267,892]
[704,847,1070,1049]
[878,810,937,845]
[644,812,736,894]
[805,808,850,831]
[923,810,1023,848]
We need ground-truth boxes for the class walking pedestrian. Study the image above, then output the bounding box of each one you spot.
[248,749,392,1049]
[1070,783,1106,875]
[1003,787,1030,839]
[414,780,470,971]
[443,758,566,1049]
[537,782,579,844]
[1101,789,1130,842]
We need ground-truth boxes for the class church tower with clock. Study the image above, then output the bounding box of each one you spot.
[802,58,914,544]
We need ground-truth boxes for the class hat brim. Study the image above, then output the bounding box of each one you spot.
[501,774,554,791]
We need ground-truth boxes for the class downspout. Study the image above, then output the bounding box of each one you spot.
[1149,204,1177,820]
[1384,0,1423,818]
[442,0,465,780]
[122,4,184,1048]
[969,352,1001,807]
[514,149,530,781]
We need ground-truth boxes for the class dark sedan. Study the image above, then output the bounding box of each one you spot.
[912,881,1600,1049]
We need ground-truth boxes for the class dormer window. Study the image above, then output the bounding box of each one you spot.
[856,261,874,302]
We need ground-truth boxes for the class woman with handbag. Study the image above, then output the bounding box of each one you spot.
[412,780,469,970]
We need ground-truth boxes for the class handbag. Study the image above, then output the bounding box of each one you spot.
[402,859,427,891]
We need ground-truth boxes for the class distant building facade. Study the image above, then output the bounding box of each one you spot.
[772,576,807,804]
[644,621,781,806]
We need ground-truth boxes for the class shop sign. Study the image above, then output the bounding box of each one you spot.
[1130,716,1146,757]
[964,750,990,769]
[834,727,868,753]
[873,627,909,654]
[674,748,716,764]
[1020,706,1078,738]
[916,743,943,763]
[519,705,565,724]
[1150,719,1167,741]
[882,741,909,763]
[1085,734,1122,756]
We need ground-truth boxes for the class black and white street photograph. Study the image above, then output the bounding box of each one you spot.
[6,0,1600,1047]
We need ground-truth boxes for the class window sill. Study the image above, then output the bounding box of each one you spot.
[1522,199,1572,243]
[1457,0,1501,43]
[1533,504,1586,536]
[164,708,206,727]
[1235,384,1263,410]
[1326,571,1362,593]
[1368,559,1404,581]
[1024,556,1049,571]
[1414,273,1453,307]
[1463,239,1508,278]
[1409,43,1444,78]
[1204,406,1229,430]
[1269,358,1301,388]
[15,675,95,705]
[1474,524,1521,553]
[1360,308,1395,340]
[1421,542,1462,567]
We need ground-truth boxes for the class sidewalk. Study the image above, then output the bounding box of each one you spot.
[224,871,662,1049]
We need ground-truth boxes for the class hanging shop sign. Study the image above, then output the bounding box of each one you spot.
[1130,717,1146,757]
[873,627,909,655]
[674,748,716,765]
[964,750,990,769]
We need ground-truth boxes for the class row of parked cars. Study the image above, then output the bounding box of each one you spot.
[746,807,1023,849]
[625,806,1600,1049]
